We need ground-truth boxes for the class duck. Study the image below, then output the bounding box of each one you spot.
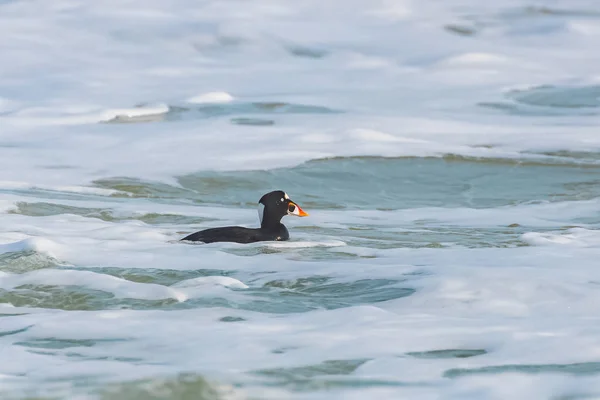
[181,190,308,244]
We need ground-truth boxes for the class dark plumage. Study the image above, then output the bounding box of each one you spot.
[181,190,308,244]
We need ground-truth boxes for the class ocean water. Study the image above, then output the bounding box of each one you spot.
[2,0,600,398]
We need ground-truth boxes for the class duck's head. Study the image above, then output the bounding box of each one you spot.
[258,190,308,227]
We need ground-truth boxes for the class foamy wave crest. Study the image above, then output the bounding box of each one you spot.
[522,228,600,247]
[0,238,62,258]
[186,91,235,104]
[0,181,122,196]
[172,276,249,289]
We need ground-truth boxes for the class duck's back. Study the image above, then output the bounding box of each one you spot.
[181,226,258,243]
[181,225,289,244]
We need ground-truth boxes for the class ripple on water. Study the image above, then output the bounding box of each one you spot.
[0,285,177,311]
[248,278,416,313]
[256,358,369,380]
[92,177,196,199]
[444,362,600,378]
[254,359,421,392]
[406,349,488,359]
[103,100,342,125]
[8,201,215,225]
[510,85,600,109]
[454,5,600,40]
[480,85,600,116]
[15,337,130,350]
[97,374,238,400]
[10,201,213,225]
[0,373,237,400]
[0,264,416,313]
[230,117,275,126]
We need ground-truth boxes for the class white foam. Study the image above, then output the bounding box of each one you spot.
[568,20,600,36]
[266,240,346,248]
[313,199,600,228]
[438,52,514,68]
[3,0,600,398]
[99,103,170,123]
[0,0,599,186]
[522,228,600,248]
[367,0,412,20]
[187,92,235,104]
[5,104,170,126]
[0,97,19,113]
[172,276,249,289]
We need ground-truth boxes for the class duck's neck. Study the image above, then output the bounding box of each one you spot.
[260,213,283,230]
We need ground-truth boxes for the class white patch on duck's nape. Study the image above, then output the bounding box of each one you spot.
[257,202,265,225]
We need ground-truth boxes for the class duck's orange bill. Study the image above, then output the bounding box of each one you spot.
[296,204,309,217]
[289,202,309,217]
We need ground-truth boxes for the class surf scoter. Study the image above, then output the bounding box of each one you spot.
[181,190,308,244]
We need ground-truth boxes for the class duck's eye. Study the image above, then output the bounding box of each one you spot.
[288,204,296,213]
[280,198,284,202]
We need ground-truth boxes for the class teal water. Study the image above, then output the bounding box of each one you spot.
[2,156,600,398]
[95,156,600,210]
